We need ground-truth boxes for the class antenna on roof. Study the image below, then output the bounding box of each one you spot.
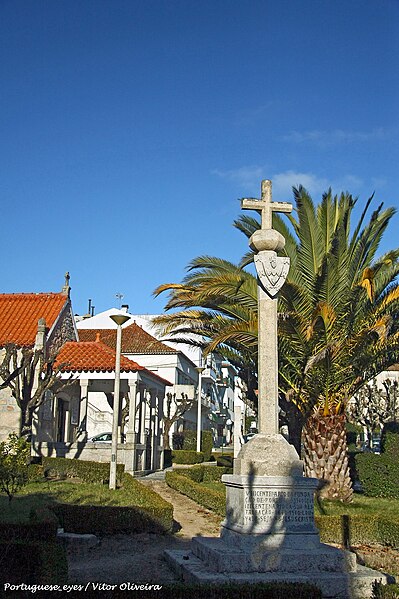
[115,292,124,309]
[91,305,95,316]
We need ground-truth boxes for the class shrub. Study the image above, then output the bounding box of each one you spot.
[166,470,225,516]
[0,433,30,502]
[176,464,229,483]
[27,463,44,481]
[381,422,399,456]
[0,506,58,542]
[42,457,124,485]
[216,454,234,469]
[172,450,204,464]
[172,432,185,449]
[75,583,322,599]
[51,473,173,535]
[180,430,214,461]
[315,515,399,547]
[0,540,67,585]
[356,453,399,498]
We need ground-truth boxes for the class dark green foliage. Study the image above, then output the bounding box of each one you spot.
[51,473,173,534]
[0,507,58,542]
[166,470,225,516]
[315,515,399,547]
[72,583,322,599]
[356,453,399,497]
[0,540,68,585]
[373,582,399,598]
[172,450,204,464]
[27,463,44,481]
[172,432,184,449]
[177,464,229,483]
[42,456,125,484]
[179,430,214,461]
[381,422,399,456]
[216,454,234,468]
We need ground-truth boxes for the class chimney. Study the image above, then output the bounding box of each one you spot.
[121,304,129,313]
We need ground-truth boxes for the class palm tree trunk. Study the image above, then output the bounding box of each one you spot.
[302,410,353,502]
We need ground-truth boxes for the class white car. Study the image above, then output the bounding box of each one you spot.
[88,432,112,443]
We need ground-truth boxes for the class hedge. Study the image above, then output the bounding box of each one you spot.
[381,423,399,456]
[51,473,173,535]
[172,450,204,464]
[177,464,229,483]
[0,540,67,585]
[315,515,399,547]
[182,430,214,461]
[0,507,58,542]
[165,470,225,516]
[42,456,125,485]
[166,471,399,548]
[356,453,399,498]
[71,583,322,599]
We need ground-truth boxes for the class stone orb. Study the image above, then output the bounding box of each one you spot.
[249,229,285,252]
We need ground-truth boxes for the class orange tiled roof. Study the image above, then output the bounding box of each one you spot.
[78,322,176,355]
[55,340,146,373]
[0,293,68,347]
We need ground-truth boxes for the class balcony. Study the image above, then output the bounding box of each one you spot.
[202,367,217,382]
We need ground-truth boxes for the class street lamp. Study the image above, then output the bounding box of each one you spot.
[195,355,205,454]
[109,312,130,490]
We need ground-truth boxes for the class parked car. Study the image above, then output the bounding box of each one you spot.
[88,432,112,443]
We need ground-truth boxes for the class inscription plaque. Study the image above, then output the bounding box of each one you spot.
[243,489,314,526]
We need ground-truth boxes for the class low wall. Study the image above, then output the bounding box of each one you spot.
[31,442,164,475]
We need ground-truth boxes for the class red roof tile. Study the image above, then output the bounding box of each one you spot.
[78,322,176,354]
[55,340,145,373]
[0,293,68,347]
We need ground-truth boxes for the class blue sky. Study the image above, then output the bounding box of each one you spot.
[1,0,398,316]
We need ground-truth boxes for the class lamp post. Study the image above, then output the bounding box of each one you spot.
[109,312,130,490]
[195,356,205,454]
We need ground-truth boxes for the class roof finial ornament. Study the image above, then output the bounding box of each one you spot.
[62,272,71,297]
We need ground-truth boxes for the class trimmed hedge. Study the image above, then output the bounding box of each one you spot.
[165,470,225,516]
[42,456,125,485]
[73,583,322,599]
[172,450,204,464]
[315,515,399,547]
[51,473,173,535]
[27,463,44,481]
[0,507,58,542]
[0,540,68,585]
[177,464,229,483]
[356,453,399,498]
[182,430,214,461]
[381,423,399,456]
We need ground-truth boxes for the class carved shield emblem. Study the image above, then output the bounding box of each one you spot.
[255,251,290,296]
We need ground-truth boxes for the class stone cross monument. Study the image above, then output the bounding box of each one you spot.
[242,179,291,437]
[164,180,392,598]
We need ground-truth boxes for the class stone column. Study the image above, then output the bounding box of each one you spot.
[126,378,138,444]
[77,379,89,441]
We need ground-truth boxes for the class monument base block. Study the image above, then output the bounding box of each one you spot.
[164,472,394,598]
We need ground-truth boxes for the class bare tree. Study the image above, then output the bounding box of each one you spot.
[162,391,194,450]
[0,344,71,439]
[348,378,399,446]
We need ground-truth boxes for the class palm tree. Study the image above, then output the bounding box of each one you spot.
[154,187,399,501]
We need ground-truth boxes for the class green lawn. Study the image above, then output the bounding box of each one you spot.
[316,494,399,519]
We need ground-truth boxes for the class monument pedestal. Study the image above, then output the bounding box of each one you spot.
[165,437,393,598]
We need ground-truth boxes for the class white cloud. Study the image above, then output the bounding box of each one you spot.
[281,127,394,146]
[212,167,365,200]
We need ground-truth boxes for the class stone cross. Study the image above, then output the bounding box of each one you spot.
[242,179,292,230]
[241,179,292,436]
